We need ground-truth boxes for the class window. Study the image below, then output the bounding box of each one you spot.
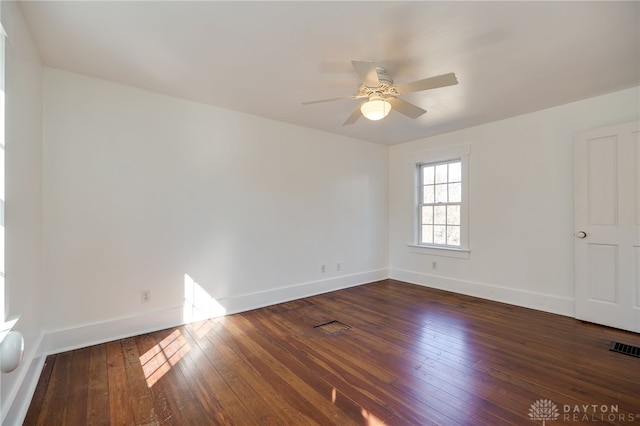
[409,145,469,258]
[418,160,462,247]
[0,22,5,324]
[0,18,21,343]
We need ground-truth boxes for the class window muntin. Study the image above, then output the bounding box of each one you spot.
[418,160,462,247]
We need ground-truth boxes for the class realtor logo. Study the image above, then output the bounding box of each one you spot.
[528,399,639,423]
[529,399,560,425]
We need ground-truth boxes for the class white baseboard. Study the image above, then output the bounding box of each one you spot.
[44,268,390,356]
[389,268,574,317]
[2,333,46,426]
[43,305,186,356]
[219,269,389,314]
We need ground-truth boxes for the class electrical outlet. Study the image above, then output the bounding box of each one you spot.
[141,290,151,303]
[321,264,326,273]
[336,262,341,271]
[431,261,438,270]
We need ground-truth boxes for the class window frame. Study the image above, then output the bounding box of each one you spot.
[0,18,18,342]
[408,145,470,259]
[0,21,5,325]
[417,159,463,248]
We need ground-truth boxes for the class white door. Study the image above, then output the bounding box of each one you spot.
[574,120,640,333]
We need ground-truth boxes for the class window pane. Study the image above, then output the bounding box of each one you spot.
[423,185,435,203]
[447,226,460,246]
[421,206,433,225]
[421,225,433,244]
[422,166,435,185]
[449,162,462,182]
[435,164,448,184]
[435,184,448,203]
[447,205,460,225]
[448,182,461,203]
[434,225,446,244]
[433,206,446,224]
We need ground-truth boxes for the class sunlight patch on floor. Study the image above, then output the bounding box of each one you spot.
[331,386,387,425]
[362,408,387,425]
[139,329,191,387]
[189,317,215,339]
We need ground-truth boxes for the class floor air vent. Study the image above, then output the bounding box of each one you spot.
[314,320,350,335]
[609,341,640,358]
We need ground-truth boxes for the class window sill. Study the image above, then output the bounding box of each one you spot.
[407,244,471,259]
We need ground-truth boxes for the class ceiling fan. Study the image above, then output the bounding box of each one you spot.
[303,60,458,125]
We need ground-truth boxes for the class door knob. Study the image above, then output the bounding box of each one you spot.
[575,231,587,239]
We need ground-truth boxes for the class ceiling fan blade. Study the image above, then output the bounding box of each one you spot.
[394,72,458,94]
[343,105,362,125]
[302,95,366,105]
[351,60,380,87]
[388,97,426,119]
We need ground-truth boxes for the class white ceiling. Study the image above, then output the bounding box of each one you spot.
[18,1,640,145]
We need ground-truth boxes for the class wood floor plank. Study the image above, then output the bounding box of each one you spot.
[25,279,640,425]
[87,344,110,426]
[22,355,56,425]
[105,341,135,425]
[121,337,159,425]
[63,347,91,425]
[35,351,73,425]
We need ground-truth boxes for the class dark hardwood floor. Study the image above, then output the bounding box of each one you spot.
[24,279,640,425]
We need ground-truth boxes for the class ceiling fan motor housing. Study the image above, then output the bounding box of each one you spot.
[358,67,395,97]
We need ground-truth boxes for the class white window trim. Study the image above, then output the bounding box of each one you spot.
[0,20,12,340]
[0,20,6,330]
[407,144,470,258]
[407,244,470,259]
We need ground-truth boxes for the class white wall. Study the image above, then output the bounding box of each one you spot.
[1,1,44,423]
[389,86,640,316]
[42,68,389,348]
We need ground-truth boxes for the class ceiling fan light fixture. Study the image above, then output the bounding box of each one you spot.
[360,95,391,121]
